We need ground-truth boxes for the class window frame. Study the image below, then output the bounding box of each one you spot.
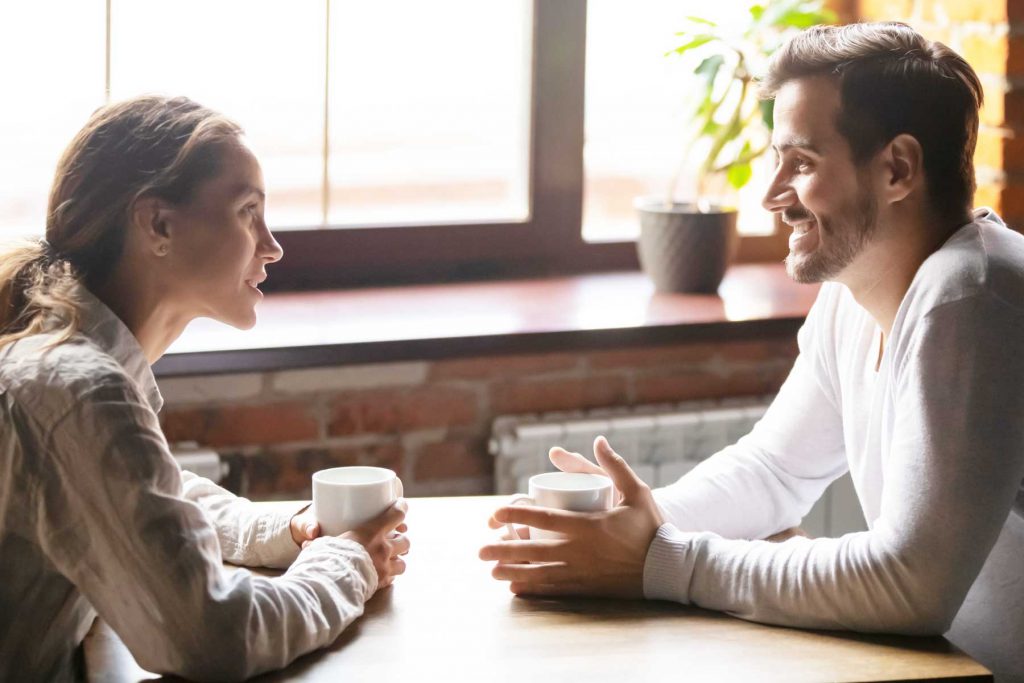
[259,0,788,291]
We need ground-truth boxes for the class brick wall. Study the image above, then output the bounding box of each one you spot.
[158,338,798,500]
[857,0,1024,227]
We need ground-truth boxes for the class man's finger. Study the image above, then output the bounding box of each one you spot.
[509,581,591,597]
[478,539,568,564]
[549,447,607,476]
[492,505,586,533]
[491,562,572,584]
[593,436,646,502]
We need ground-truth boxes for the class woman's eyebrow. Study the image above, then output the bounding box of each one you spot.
[231,183,266,201]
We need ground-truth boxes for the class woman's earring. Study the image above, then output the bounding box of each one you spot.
[157,244,169,256]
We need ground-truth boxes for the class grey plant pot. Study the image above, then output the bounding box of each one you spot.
[634,198,739,294]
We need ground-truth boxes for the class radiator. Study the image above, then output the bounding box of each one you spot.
[489,397,771,495]
[489,397,868,538]
[170,441,228,484]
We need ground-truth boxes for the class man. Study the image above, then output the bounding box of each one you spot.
[480,22,1024,681]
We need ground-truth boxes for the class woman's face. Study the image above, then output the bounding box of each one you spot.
[162,140,283,329]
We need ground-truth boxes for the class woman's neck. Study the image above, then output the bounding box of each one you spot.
[90,270,190,365]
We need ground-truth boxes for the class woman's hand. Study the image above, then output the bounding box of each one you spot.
[340,500,411,590]
[290,505,321,547]
[291,504,410,548]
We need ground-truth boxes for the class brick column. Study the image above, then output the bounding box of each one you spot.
[857,0,1024,228]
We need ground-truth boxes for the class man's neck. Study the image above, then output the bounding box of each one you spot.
[838,207,971,337]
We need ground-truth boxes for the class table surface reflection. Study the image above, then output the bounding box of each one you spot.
[84,496,990,682]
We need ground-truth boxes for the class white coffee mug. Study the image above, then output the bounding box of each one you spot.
[312,466,403,536]
[507,471,614,540]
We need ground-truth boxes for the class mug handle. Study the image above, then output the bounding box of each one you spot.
[505,494,534,540]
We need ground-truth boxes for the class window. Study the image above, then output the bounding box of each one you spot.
[583,2,776,242]
[0,1,784,289]
[0,2,104,239]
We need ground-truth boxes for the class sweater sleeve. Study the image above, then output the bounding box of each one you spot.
[643,295,1024,635]
[36,376,378,681]
[179,470,303,569]
[652,287,848,540]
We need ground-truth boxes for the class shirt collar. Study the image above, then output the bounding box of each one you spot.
[74,285,164,413]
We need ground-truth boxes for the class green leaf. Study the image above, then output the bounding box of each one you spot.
[701,119,722,136]
[749,5,765,22]
[670,35,715,55]
[773,9,830,29]
[684,15,718,27]
[759,99,775,130]
[727,161,753,189]
[694,54,725,84]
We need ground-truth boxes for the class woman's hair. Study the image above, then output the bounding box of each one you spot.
[0,95,243,349]
[759,22,983,221]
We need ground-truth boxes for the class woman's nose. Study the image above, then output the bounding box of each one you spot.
[259,223,284,264]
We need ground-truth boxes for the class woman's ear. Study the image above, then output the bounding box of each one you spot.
[881,133,924,205]
[129,196,174,257]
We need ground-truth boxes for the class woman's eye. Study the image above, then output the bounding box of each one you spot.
[794,158,812,172]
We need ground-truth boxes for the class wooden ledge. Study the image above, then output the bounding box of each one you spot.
[153,264,819,377]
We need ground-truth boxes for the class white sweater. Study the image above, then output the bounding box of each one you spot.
[0,286,377,682]
[644,209,1024,681]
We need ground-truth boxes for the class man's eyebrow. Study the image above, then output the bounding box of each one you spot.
[772,137,821,155]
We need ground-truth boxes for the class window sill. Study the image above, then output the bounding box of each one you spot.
[153,264,818,378]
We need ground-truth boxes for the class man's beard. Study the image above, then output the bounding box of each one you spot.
[784,188,878,284]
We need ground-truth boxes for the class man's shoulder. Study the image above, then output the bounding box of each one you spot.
[909,211,1024,317]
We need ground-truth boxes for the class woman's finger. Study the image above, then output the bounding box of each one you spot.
[389,533,411,556]
[387,556,407,577]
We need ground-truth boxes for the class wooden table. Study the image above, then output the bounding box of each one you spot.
[85,496,991,682]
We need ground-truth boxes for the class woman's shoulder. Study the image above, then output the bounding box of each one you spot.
[0,331,136,420]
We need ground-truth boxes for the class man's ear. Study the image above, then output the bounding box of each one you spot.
[881,133,924,205]
[129,195,174,257]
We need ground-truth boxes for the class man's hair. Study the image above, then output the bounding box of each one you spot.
[760,22,983,219]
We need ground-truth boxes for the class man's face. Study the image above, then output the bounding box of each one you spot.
[762,76,879,284]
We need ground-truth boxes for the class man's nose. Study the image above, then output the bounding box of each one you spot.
[762,171,795,213]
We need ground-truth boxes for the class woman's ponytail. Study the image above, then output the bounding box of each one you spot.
[0,239,81,349]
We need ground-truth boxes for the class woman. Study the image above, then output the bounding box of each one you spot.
[0,96,409,681]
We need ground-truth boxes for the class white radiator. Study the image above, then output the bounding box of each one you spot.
[489,397,867,538]
[170,441,228,484]
[490,398,770,495]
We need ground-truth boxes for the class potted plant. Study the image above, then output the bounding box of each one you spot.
[636,0,836,293]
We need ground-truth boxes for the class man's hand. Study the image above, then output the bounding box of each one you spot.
[340,500,411,590]
[479,437,663,599]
